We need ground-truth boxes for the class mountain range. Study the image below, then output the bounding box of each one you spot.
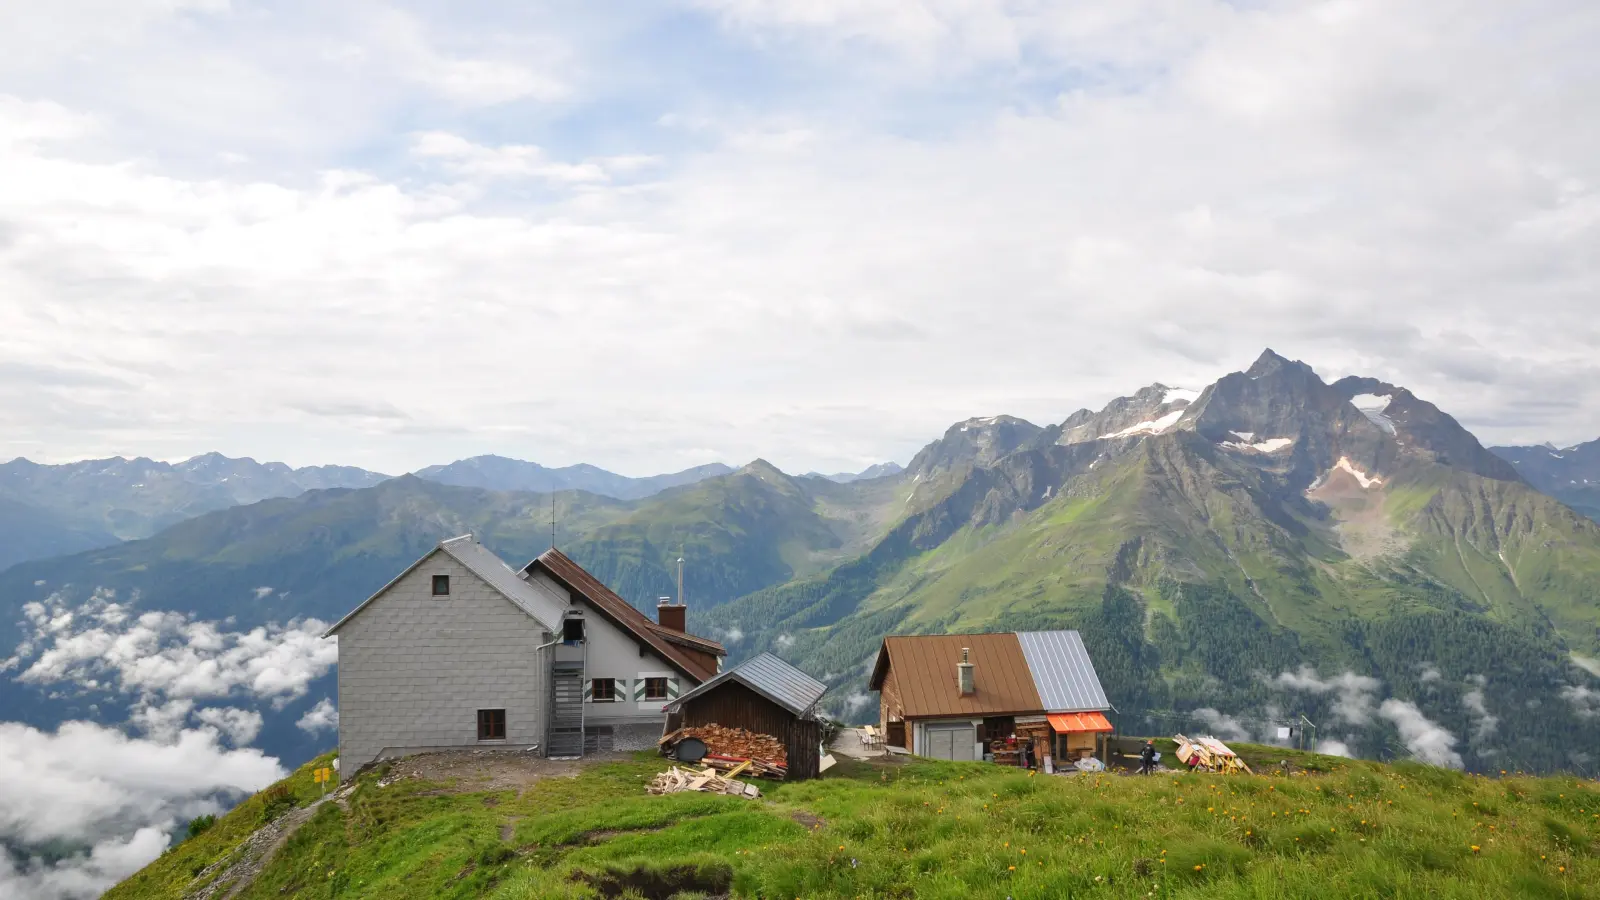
[3,350,1600,776]
[0,452,905,571]
[1489,439,1600,522]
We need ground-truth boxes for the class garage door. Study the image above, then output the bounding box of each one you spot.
[922,723,975,761]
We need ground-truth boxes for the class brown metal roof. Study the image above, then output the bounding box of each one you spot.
[524,548,721,683]
[870,633,1044,718]
[646,622,727,655]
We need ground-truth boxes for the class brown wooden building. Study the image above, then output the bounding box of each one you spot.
[870,630,1113,768]
[665,652,828,780]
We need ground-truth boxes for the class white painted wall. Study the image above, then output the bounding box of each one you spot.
[334,551,549,775]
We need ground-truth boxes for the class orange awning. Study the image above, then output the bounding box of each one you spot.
[1047,712,1113,733]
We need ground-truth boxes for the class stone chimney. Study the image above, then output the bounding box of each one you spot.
[957,647,975,695]
[657,596,686,632]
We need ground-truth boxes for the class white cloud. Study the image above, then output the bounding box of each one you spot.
[1269,666,1383,726]
[1461,676,1498,744]
[1417,663,1441,684]
[1189,707,1250,742]
[1,0,1599,476]
[841,691,872,715]
[296,698,339,735]
[0,720,283,900]
[1316,739,1354,758]
[1562,684,1600,719]
[252,586,273,599]
[773,633,794,649]
[410,132,608,183]
[11,591,336,711]
[1572,654,1600,678]
[194,707,264,746]
[720,626,744,645]
[1378,699,1463,769]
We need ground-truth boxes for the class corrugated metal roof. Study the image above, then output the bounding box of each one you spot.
[671,652,826,717]
[525,548,722,683]
[440,537,566,631]
[1017,630,1111,712]
[875,633,1044,718]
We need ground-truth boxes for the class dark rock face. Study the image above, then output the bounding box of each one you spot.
[1057,383,1199,445]
[905,415,1044,483]
[1330,377,1524,483]
[1185,350,1391,490]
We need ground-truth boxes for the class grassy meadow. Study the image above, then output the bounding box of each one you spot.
[106,746,1600,900]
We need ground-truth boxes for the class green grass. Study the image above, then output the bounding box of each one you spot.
[108,750,1600,900]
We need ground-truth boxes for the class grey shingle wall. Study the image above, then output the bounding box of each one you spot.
[335,552,550,775]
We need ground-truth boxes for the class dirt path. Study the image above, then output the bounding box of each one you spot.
[185,793,340,900]
[376,748,631,795]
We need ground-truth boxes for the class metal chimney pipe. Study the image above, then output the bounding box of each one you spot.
[957,647,975,695]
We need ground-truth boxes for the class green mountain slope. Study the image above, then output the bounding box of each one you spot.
[0,496,119,570]
[106,750,1600,900]
[704,352,1600,773]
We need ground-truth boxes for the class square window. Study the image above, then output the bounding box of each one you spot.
[643,677,668,701]
[562,618,585,643]
[477,709,505,741]
[590,678,616,701]
[431,574,450,596]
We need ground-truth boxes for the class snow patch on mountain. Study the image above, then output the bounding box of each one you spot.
[1162,387,1201,406]
[1349,394,1397,435]
[1333,457,1384,489]
[1222,437,1295,453]
[1105,408,1185,439]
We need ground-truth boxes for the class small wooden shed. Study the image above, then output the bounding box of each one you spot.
[665,652,828,781]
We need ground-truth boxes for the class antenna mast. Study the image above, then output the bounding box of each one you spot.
[676,548,684,606]
[550,493,556,549]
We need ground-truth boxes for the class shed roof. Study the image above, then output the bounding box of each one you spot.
[1016,630,1112,712]
[669,652,826,717]
[323,534,565,637]
[869,633,1044,718]
[868,630,1111,719]
[524,548,724,683]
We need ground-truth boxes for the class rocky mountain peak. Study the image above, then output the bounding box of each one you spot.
[905,415,1043,482]
[1244,347,1314,380]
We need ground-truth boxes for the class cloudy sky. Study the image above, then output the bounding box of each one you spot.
[3,0,1598,477]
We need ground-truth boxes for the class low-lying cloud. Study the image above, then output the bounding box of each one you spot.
[0,720,284,900]
[1562,684,1600,720]
[1378,699,1463,769]
[1189,707,1251,743]
[1461,676,1498,746]
[9,589,336,713]
[1268,666,1383,726]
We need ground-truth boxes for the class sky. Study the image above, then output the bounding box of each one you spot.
[2,0,1599,478]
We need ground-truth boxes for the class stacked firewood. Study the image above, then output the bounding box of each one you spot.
[659,724,788,769]
[646,765,761,799]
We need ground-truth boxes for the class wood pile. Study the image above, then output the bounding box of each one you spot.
[646,765,761,799]
[659,724,789,776]
[1173,733,1254,775]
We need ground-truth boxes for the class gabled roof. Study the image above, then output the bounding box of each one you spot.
[869,630,1111,718]
[523,548,723,683]
[668,652,826,718]
[646,622,727,655]
[323,534,565,637]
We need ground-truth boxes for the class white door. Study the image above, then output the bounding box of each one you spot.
[922,723,975,761]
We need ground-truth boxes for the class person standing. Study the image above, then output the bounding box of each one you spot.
[1139,740,1157,775]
